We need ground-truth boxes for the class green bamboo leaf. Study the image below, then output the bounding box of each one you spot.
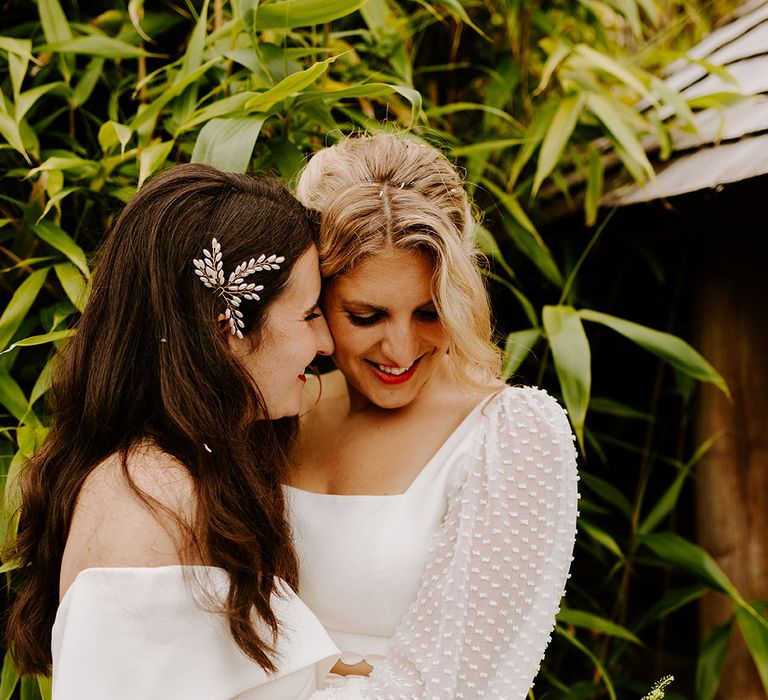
[451,139,525,157]
[482,178,563,287]
[0,560,20,575]
[37,676,51,700]
[507,99,557,190]
[174,0,210,126]
[131,58,221,133]
[579,520,624,559]
[0,368,40,425]
[573,45,654,102]
[586,92,654,180]
[29,354,56,408]
[27,156,98,175]
[0,113,28,159]
[436,0,489,38]
[696,619,732,700]
[179,93,255,132]
[735,604,768,693]
[0,329,75,356]
[608,0,642,38]
[0,37,36,64]
[7,40,30,99]
[268,139,305,182]
[98,120,132,155]
[589,395,651,421]
[54,262,88,311]
[557,608,641,644]
[639,532,741,600]
[502,328,542,380]
[543,305,590,450]
[639,434,718,535]
[254,0,368,29]
[138,140,175,189]
[579,472,632,518]
[300,82,423,124]
[38,0,72,43]
[128,0,151,42]
[192,117,266,173]
[0,268,48,352]
[635,0,660,24]
[635,585,708,632]
[651,76,695,128]
[19,676,40,700]
[245,56,338,112]
[579,309,729,396]
[15,83,64,124]
[71,58,105,107]
[533,94,584,196]
[475,225,516,281]
[38,35,152,58]
[426,102,518,126]
[37,187,82,224]
[535,40,571,95]
[555,627,616,700]
[32,221,90,279]
[584,147,604,227]
[0,649,19,700]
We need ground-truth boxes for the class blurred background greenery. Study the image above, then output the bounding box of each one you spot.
[0,0,766,698]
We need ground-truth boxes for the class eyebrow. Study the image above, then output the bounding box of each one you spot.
[341,299,436,312]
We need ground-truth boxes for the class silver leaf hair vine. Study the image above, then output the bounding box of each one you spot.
[192,238,284,338]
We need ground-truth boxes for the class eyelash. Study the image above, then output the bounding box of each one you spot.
[305,310,323,321]
[346,310,440,326]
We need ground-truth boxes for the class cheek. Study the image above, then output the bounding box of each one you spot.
[326,316,370,356]
[423,322,449,348]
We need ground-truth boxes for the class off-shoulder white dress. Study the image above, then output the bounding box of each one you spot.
[52,566,339,699]
[288,386,579,700]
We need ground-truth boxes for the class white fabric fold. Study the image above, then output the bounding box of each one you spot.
[52,566,338,700]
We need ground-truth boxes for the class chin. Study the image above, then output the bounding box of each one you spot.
[364,385,421,410]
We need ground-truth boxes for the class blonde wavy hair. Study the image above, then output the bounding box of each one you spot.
[295,133,502,390]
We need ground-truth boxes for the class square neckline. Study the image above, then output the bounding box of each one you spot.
[284,388,505,499]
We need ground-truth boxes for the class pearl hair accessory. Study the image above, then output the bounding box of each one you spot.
[192,237,284,338]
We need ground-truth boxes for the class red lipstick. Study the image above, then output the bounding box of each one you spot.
[367,358,420,385]
[298,374,307,383]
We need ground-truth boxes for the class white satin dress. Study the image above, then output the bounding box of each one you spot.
[288,386,580,699]
[52,566,339,699]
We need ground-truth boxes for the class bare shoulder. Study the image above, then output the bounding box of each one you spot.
[59,443,198,600]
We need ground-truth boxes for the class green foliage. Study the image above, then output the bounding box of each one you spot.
[0,0,759,697]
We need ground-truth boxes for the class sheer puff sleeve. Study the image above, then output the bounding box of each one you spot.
[311,386,579,700]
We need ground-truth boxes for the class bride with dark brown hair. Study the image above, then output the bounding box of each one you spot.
[4,164,339,699]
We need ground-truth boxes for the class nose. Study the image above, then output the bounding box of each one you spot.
[380,319,419,366]
[313,314,335,357]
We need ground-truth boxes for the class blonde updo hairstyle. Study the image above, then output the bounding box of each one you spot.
[296,133,502,390]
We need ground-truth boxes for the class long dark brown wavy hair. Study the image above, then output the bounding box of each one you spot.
[4,164,317,676]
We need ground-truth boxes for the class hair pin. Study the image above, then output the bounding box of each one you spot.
[193,238,284,338]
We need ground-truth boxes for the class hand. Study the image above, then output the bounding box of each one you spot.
[330,658,374,676]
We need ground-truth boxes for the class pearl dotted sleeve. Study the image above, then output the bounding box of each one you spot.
[311,387,579,700]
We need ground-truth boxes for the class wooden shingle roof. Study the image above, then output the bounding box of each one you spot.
[609,0,768,204]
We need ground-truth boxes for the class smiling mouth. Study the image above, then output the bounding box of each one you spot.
[365,356,423,384]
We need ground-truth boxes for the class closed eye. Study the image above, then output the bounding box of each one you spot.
[346,312,383,326]
[416,309,440,322]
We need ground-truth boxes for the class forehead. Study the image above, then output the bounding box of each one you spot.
[330,248,435,304]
